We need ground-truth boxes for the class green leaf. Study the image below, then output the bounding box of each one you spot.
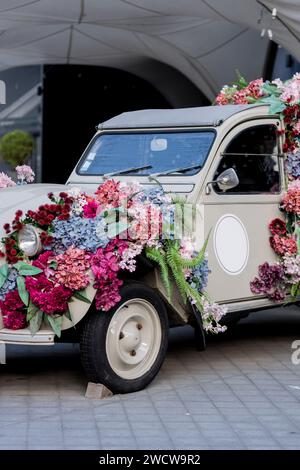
[72,290,91,304]
[0,263,9,289]
[269,102,286,115]
[17,275,29,306]
[29,310,43,336]
[19,267,43,276]
[291,283,299,299]
[107,221,129,239]
[26,300,39,322]
[46,315,63,338]
[259,96,286,115]
[14,262,43,276]
[64,308,73,322]
[262,83,282,97]
[145,246,172,300]
[0,263,8,278]
[233,70,248,89]
[177,229,211,269]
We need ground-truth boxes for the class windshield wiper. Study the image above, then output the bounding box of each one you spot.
[152,164,202,177]
[103,165,152,177]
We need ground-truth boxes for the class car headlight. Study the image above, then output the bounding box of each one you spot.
[18,225,41,257]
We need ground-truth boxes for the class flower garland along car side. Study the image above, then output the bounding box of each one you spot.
[216,73,300,301]
[0,179,227,338]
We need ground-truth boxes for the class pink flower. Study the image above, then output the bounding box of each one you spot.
[269,234,297,257]
[280,73,300,105]
[215,85,237,105]
[95,179,121,208]
[15,165,35,183]
[0,172,16,188]
[281,181,300,215]
[95,278,123,311]
[83,200,99,218]
[91,240,127,311]
[233,89,249,104]
[216,78,264,106]
[246,78,264,99]
[119,242,143,272]
[33,251,55,277]
[180,237,196,259]
[91,250,119,280]
[54,247,91,290]
[128,203,161,243]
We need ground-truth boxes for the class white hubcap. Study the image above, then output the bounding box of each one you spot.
[105,298,162,380]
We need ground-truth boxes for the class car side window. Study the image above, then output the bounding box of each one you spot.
[214,124,280,194]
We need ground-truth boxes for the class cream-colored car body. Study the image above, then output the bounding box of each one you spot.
[0,104,287,346]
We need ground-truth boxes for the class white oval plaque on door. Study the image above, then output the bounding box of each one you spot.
[213,214,249,275]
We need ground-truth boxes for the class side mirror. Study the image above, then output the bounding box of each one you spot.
[205,168,239,194]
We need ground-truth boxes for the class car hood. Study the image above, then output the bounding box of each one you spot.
[0,183,70,239]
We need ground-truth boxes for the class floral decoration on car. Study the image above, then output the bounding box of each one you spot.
[0,180,227,336]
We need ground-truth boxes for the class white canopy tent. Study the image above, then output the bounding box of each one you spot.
[0,1,299,100]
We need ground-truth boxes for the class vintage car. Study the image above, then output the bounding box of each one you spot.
[0,103,287,394]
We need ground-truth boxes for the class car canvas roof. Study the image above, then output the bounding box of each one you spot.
[98,104,268,130]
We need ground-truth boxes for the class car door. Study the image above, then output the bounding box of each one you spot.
[201,119,285,304]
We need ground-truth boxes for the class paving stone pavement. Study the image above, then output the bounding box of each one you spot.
[1,306,300,450]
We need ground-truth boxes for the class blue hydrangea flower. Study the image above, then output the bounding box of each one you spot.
[138,186,171,206]
[51,215,109,253]
[0,268,18,301]
[286,152,300,179]
[189,259,211,292]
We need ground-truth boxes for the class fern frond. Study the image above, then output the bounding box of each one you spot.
[174,230,211,269]
[145,247,172,299]
[165,246,189,303]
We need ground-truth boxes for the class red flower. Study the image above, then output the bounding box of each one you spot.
[40,231,53,247]
[26,193,73,229]
[0,290,26,330]
[32,251,55,271]
[4,237,23,264]
[25,273,72,315]
[269,218,287,236]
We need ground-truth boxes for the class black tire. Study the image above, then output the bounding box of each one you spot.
[80,282,169,394]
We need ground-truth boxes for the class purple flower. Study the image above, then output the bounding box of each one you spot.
[250,262,286,302]
[285,152,300,179]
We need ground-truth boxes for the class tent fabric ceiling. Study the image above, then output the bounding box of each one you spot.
[0,1,299,100]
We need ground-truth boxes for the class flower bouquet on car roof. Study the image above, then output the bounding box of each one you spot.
[0,179,227,337]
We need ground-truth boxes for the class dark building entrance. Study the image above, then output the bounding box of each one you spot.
[42,65,171,183]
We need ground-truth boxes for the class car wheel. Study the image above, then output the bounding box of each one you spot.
[80,283,169,394]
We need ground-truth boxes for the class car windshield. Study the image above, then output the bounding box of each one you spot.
[77,131,215,176]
